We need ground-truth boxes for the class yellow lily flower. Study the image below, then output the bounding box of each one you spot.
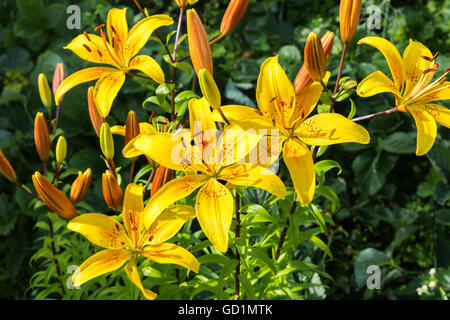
[214,56,370,205]
[68,183,199,300]
[123,98,286,252]
[357,37,450,156]
[54,8,174,118]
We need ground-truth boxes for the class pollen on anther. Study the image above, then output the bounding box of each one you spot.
[83,31,91,42]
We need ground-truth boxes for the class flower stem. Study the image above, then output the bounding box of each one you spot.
[274,201,297,260]
[333,43,348,97]
[142,168,156,195]
[352,107,398,122]
[217,107,231,125]
[15,182,40,200]
[52,103,61,135]
[235,192,241,299]
[129,159,136,185]
[171,7,185,120]
[48,216,66,297]
[51,164,61,185]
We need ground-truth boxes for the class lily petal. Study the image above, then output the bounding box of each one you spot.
[291,72,330,126]
[123,132,206,172]
[356,71,401,98]
[93,70,126,118]
[218,164,286,199]
[212,105,262,123]
[358,37,404,91]
[125,14,174,62]
[68,213,133,249]
[419,82,450,104]
[107,8,128,62]
[142,243,199,273]
[283,139,315,205]
[295,113,370,146]
[54,67,115,105]
[124,259,157,300]
[196,178,233,253]
[408,106,438,156]
[402,39,434,97]
[64,34,120,68]
[122,184,144,246]
[256,56,295,128]
[423,103,450,128]
[142,205,196,246]
[143,174,209,229]
[72,249,132,287]
[111,123,157,136]
[127,55,165,84]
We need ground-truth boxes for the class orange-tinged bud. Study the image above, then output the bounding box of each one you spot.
[304,32,327,82]
[38,73,52,110]
[151,166,174,197]
[34,112,50,163]
[340,0,362,43]
[125,111,140,145]
[88,87,105,136]
[187,9,213,76]
[32,171,78,220]
[175,0,198,8]
[70,168,92,204]
[220,0,249,36]
[102,170,123,211]
[294,31,335,94]
[0,149,17,183]
[52,63,66,104]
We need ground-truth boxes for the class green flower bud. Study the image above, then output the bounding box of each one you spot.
[56,136,67,164]
[198,68,221,109]
[100,123,114,159]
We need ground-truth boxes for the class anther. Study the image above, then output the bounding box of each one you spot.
[94,24,105,32]
[83,31,91,42]
[433,52,440,60]
[422,56,434,62]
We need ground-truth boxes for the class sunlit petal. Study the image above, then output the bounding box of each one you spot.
[423,103,450,128]
[142,174,209,229]
[72,249,132,287]
[408,106,438,156]
[356,71,401,98]
[218,164,286,199]
[124,259,157,300]
[107,8,129,62]
[125,14,174,62]
[212,105,262,123]
[295,113,370,146]
[67,213,133,249]
[196,178,233,252]
[127,55,165,84]
[402,39,434,97]
[54,67,114,105]
[358,36,404,91]
[64,34,120,67]
[142,205,196,246]
[142,243,199,272]
[93,70,126,118]
[122,184,144,246]
[283,139,315,205]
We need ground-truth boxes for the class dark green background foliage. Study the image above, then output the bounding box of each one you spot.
[0,0,449,299]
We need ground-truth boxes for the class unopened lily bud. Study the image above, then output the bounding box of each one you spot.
[38,73,52,110]
[198,68,221,109]
[220,0,249,36]
[175,0,198,8]
[340,0,362,44]
[100,123,114,160]
[304,32,327,82]
[70,168,92,204]
[151,166,174,196]
[125,111,140,145]
[294,31,335,94]
[187,9,213,76]
[52,63,66,104]
[34,112,50,163]
[0,149,17,183]
[32,171,77,220]
[102,170,123,211]
[55,136,67,165]
[88,87,105,136]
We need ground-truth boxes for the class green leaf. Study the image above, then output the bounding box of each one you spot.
[354,248,389,289]
[435,209,450,226]
[314,160,343,175]
[249,247,277,274]
[379,132,416,154]
[310,236,333,259]
[197,254,231,266]
[348,99,356,119]
[386,225,418,256]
